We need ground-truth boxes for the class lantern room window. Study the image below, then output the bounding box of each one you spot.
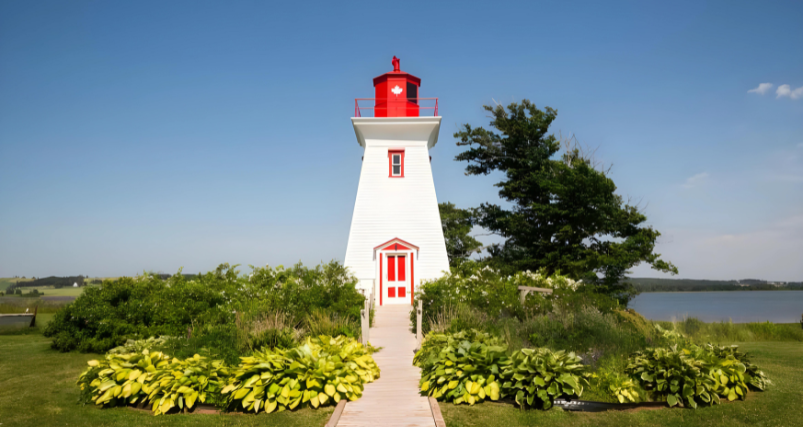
[389,150,404,177]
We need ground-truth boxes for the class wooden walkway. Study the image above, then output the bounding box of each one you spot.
[336,305,435,427]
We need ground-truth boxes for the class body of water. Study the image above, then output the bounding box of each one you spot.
[629,291,803,323]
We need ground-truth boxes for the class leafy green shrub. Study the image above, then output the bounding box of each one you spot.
[78,335,379,416]
[415,329,591,409]
[45,272,229,353]
[500,348,590,409]
[220,335,379,413]
[237,262,365,325]
[77,351,171,409]
[411,261,618,334]
[46,262,367,355]
[411,263,523,334]
[159,323,241,365]
[592,370,642,403]
[415,330,507,405]
[145,354,230,414]
[78,351,229,415]
[108,337,170,355]
[625,343,766,408]
[700,344,772,391]
[626,345,715,408]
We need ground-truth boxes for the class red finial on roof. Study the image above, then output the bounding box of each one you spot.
[392,56,400,72]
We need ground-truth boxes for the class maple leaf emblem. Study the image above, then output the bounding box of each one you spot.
[391,85,403,96]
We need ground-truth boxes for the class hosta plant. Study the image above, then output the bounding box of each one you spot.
[108,336,170,355]
[220,335,379,413]
[593,371,642,403]
[705,352,749,403]
[701,344,771,391]
[77,350,171,408]
[626,345,722,408]
[415,330,507,405]
[627,344,769,408]
[500,348,590,409]
[144,354,229,415]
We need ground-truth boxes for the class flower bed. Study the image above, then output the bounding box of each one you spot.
[77,335,379,416]
[414,329,770,410]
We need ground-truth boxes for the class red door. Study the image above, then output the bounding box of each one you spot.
[384,254,408,304]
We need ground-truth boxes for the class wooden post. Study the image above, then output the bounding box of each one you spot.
[371,279,376,311]
[518,286,554,304]
[416,298,423,350]
[29,305,38,328]
[361,297,370,346]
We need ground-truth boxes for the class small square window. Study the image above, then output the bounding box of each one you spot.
[389,150,404,177]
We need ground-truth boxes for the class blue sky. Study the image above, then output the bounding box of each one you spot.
[1,0,801,280]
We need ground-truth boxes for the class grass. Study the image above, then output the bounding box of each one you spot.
[659,318,803,342]
[0,333,333,427]
[0,297,70,313]
[441,341,803,427]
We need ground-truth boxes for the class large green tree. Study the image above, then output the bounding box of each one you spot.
[454,100,676,301]
[439,202,483,266]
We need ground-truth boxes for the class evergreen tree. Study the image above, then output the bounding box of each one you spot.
[439,202,483,266]
[454,100,677,302]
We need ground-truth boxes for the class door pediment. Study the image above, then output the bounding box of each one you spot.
[373,237,419,259]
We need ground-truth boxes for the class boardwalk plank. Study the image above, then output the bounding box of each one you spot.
[337,305,434,427]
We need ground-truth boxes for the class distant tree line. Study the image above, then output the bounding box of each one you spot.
[7,276,86,292]
[626,278,803,292]
[6,273,202,293]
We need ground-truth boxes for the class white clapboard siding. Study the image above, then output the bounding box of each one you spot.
[344,117,450,305]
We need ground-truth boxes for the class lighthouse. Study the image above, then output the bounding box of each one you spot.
[344,57,450,306]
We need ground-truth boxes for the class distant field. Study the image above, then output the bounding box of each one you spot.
[0,278,32,292]
[24,286,87,297]
[1,285,89,297]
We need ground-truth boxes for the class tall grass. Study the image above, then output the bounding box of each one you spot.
[304,309,360,338]
[426,304,490,334]
[0,298,68,313]
[521,307,650,365]
[424,304,649,366]
[657,317,803,343]
[235,310,304,351]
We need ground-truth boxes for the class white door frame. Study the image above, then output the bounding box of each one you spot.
[373,238,419,306]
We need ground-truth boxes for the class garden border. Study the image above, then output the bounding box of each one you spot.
[428,396,446,427]
[324,399,347,427]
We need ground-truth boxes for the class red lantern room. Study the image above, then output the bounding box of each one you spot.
[372,56,421,117]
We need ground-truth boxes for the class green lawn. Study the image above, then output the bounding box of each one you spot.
[441,341,803,427]
[2,326,801,427]
[0,334,333,427]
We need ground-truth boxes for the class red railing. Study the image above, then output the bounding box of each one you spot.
[354,98,439,117]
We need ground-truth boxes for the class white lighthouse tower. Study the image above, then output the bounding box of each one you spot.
[344,57,450,306]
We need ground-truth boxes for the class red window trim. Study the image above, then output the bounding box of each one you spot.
[388,149,405,178]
